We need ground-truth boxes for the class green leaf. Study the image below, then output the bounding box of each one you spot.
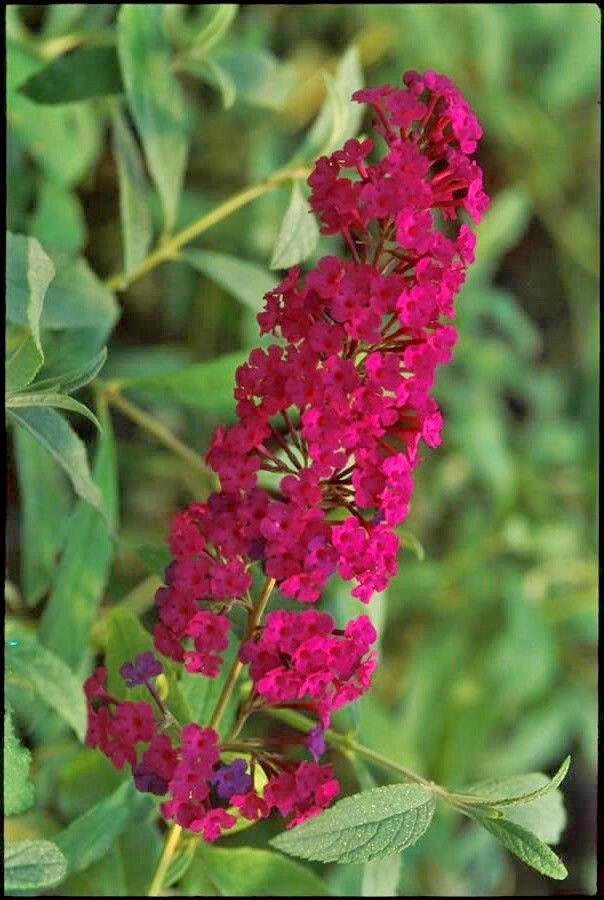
[270,181,319,270]
[271,783,436,864]
[470,811,568,880]
[29,346,107,395]
[7,41,104,188]
[135,543,172,577]
[104,608,157,701]
[459,756,570,808]
[4,703,34,816]
[5,622,87,740]
[295,45,363,163]
[6,391,101,430]
[196,846,331,896]
[183,248,276,313]
[362,856,401,897]
[118,4,190,233]
[30,180,86,257]
[103,607,190,724]
[466,188,531,284]
[179,629,239,738]
[212,47,294,110]
[112,108,153,277]
[6,232,55,353]
[19,46,123,105]
[39,257,119,339]
[116,350,248,421]
[13,424,71,606]
[7,407,104,518]
[4,840,67,894]
[183,4,239,58]
[5,330,45,396]
[39,405,117,672]
[5,232,55,392]
[54,780,155,876]
[179,56,237,109]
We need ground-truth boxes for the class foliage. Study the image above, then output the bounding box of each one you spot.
[5,4,597,897]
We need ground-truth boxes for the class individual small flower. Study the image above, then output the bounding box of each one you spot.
[211,759,252,801]
[132,761,169,796]
[190,808,238,842]
[230,790,270,821]
[120,651,163,687]
[307,725,326,762]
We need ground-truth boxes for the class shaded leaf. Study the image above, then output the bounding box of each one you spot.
[117,350,248,420]
[19,46,123,105]
[197,846,331,896]
[183,248,276,312]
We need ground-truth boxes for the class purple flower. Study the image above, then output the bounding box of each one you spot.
[132,762,168,796]
[120,651,163,688]
[211,759,252,801]
[307,725,326,762]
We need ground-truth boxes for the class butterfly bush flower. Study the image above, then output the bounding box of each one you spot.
[85,70,488,843]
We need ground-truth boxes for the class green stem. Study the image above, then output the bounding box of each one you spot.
[209,577,276,732]
[147,822,183,897]
[104,389,216,485]
[263,707,448,797]
[106,167,310,292]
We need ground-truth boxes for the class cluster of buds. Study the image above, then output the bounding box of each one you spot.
[85,70,488,842]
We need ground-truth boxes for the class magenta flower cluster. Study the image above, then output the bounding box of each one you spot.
[85,69,488,844]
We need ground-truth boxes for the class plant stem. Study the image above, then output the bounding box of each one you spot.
[106,167,310,292]
[147,822,183,897]
[147,576,276,896]
[209,576,276,732]
[104,389,216,484]
[263,707,445,795]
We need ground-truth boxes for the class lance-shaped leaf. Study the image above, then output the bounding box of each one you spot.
[18,46,124,104]
[7,406,104,518]
[4,840,67,894]
[271,783,436,864]
[470,811,568,880]
[270,181,319,270]
[457,756,570,808]
[118,4,189,233]
[13,424,71,607]
[112,108,153,277]
[183,248,276,313]
[54,780,155,876]
[39,403,117,672]
[5,622,87,740]
[6,391,101,430]
[6,232,55,393]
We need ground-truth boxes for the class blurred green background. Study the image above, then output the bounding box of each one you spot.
[5,4,599,896]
